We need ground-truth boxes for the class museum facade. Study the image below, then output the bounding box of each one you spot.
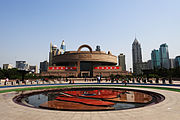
[42,44,129,77]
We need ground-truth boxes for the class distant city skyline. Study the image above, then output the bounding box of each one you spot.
[0,0,180,71]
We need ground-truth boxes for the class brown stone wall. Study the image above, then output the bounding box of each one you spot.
[93,68,131,77]
[52,52,117,65]
[41,70,130,77]
[41,71,78,77]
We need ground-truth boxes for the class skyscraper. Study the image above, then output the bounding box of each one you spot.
[159,43,170,69]
[60,40,66,54]
[132,38,142,75]
[118,53,126,71]
[151,49,161,69]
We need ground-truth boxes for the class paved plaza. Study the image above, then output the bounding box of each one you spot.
[0,84,180,120]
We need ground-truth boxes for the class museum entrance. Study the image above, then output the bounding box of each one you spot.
[81,71,90,77]
[80,61,93,77]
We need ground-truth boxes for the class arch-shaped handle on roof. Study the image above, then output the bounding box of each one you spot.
[77,44,92,53]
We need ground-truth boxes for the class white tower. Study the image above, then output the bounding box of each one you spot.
[60,40,66,54]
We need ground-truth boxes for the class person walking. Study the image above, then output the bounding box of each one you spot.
[97,76,101,83]
[5,78,9,85]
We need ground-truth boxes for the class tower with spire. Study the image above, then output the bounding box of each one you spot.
[60,40,66,54]
[132,37,142,75]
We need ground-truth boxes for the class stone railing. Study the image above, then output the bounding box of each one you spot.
[0,77,176,86]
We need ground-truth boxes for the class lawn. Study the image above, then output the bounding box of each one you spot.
[0,84,180,93]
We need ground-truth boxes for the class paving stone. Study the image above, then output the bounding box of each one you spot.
[0,85,180,120]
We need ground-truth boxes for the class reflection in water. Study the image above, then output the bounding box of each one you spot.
[113,103,136,110]
[22,88,156,111]
[106,91,152,103]
[25,94,48,107]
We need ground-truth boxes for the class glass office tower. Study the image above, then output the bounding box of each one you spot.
[159,43,170,69]
[151,49,161,69]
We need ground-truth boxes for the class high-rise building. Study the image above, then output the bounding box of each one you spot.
[40,60,48,73]
[151,49,161,69]
[159,43,170,69]
[132,38,142,75]
[3,64,13,70]
[60,40,66,54]
[16,61,29,71]
[118,53,126,71]
[175,56,180,68]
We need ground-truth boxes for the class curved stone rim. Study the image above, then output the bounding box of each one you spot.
[13,86,165,112]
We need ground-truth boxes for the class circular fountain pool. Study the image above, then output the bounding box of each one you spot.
[14,87,165,111]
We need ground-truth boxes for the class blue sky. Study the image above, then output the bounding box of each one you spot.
[0,0,180,71]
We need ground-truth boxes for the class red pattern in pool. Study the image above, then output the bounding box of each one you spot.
[55,96,114,106]
[63,89,124,99]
